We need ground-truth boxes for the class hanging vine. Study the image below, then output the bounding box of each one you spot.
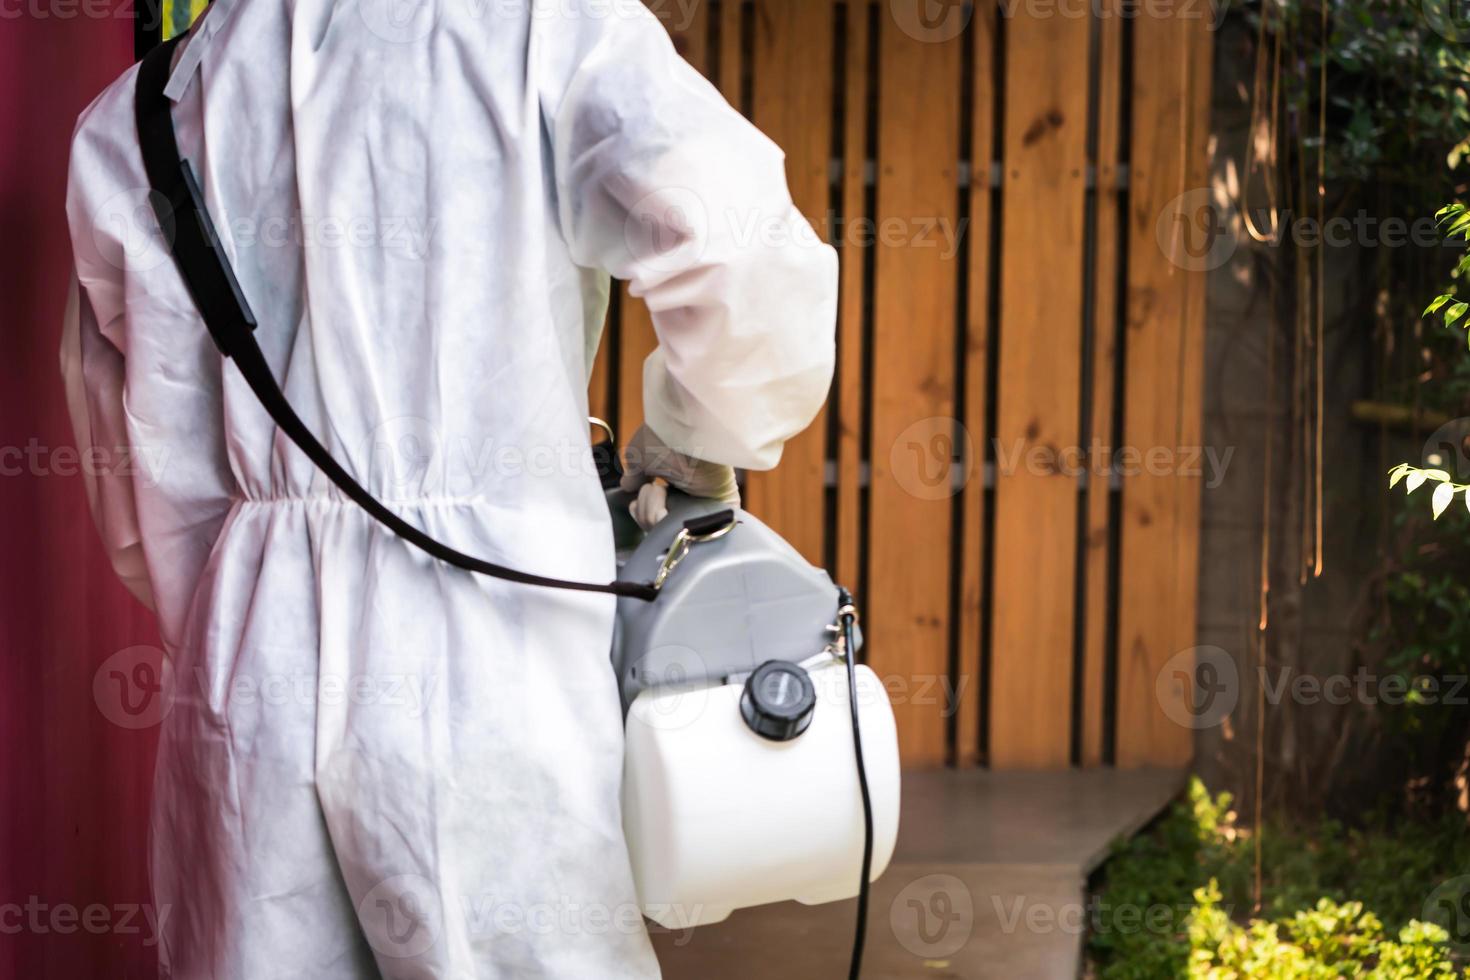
[1225,0,1470,825]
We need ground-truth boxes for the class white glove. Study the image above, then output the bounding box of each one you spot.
[620,423,741,529]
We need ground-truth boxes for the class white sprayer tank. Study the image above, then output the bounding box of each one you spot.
[621,660,901,929]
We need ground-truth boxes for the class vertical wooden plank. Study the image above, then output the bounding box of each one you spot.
[988,5,1091,769]
[744,0,835,564]
[588,339,612,426]
[1114,3,1208,767]
[667,0,709,67]
[835,0,871,598]
[718,0,744,108]
[614,287,656,438]
[868,8,964,767]
[955,0,996,768]
[1169,4,1212,742]
[616,1,712,437]
[1081,0,1124,766]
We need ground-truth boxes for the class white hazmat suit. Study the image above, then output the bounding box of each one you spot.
[60,0,837,974]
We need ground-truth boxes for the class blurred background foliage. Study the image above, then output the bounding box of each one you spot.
[1226,0,1470,818]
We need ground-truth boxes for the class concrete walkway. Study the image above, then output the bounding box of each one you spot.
[652,768,1185,979]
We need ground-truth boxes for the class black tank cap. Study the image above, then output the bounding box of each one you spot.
[740,660,817,742]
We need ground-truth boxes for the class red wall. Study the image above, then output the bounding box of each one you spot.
[0,7,161,977]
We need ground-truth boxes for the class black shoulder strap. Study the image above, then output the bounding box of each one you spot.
[133,37,659,601]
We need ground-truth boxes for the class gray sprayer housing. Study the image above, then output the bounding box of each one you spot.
[609,490,858,712]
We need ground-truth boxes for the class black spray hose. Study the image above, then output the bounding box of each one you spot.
[836,587,873,980]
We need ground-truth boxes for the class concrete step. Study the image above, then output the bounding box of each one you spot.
[652,768,1185,979]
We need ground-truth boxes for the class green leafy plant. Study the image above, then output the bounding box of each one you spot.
[1423,205,1470,341]
[1088,779,1470,979]
[1387,462,1466,520]
[1187,883,1467,978]
[1389,201,1470,517]
[1364,502,1470,814]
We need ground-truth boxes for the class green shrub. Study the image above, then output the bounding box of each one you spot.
[1088,779,1469,979]
[1187,882,1465,978]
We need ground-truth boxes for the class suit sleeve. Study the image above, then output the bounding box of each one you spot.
[547,5,837,471]
[59,272,156,610]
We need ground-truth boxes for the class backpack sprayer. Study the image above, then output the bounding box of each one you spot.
[134,34,900,976]
[596,426,901,975]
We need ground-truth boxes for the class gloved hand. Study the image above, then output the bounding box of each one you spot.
[620,423,741,529]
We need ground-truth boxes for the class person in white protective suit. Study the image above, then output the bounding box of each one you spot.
[59,0,837,973]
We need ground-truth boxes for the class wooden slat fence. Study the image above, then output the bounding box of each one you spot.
[599,0,1213,769]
